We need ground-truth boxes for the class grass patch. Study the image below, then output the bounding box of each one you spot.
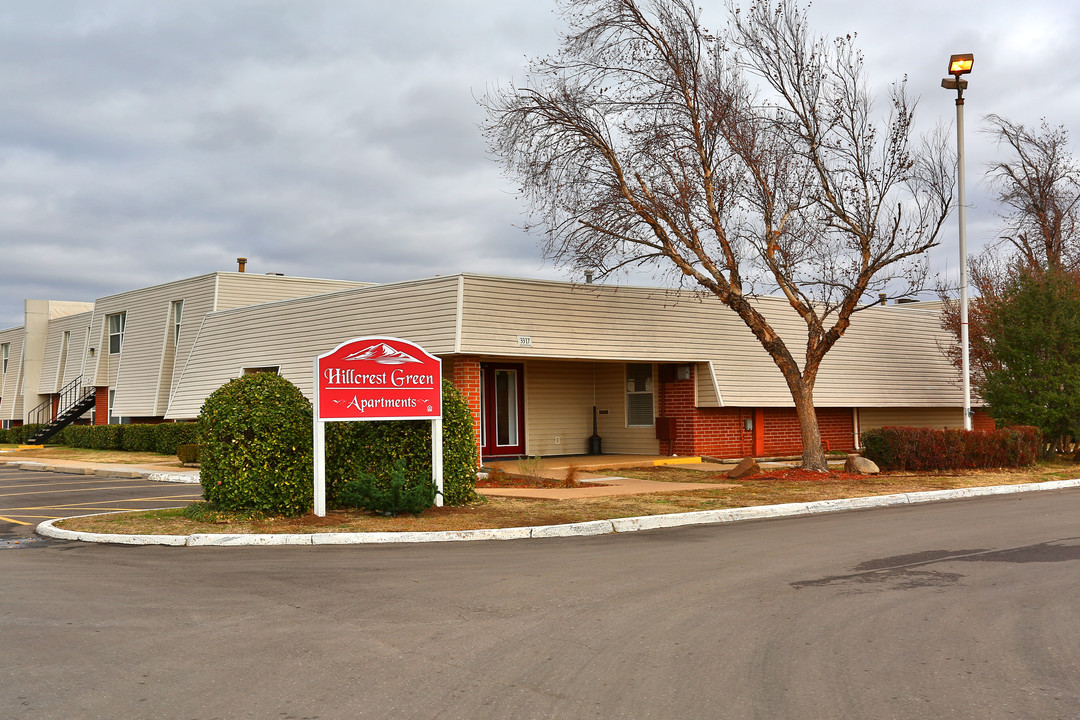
[54,459,1080,536]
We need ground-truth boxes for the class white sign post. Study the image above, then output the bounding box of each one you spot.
[312,336,443,517]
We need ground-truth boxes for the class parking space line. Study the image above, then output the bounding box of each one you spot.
[0,477,148,490]
[0,515,35,525]
[0,484,195,499]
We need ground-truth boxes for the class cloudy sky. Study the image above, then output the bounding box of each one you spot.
[1,0,1078,328]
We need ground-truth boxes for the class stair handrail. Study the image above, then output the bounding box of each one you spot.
[28,395,53,426]
[27,375,94,426]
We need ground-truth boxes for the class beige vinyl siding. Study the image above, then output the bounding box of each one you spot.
[214,273,369,311]
[522,359,596,456]
[37,311,92,394]
[695,362,721,407]
[857,407,965,433]
[0,328,25,422]
[86,275,219,418]
[166,277,462,418]
[593,361,659,454]
[456,275,963,408]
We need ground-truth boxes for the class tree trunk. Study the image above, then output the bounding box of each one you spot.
[791,381,828,472]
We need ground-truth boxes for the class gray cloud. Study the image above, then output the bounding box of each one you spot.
[0,0,1078,328]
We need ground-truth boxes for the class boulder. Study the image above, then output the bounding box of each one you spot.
[727,456,761,479]
[845,454,880,475]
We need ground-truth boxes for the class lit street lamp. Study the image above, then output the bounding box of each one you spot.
[942,53,974,431]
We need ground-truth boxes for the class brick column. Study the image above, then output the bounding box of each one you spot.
[451,357,482,466]
[94,387,109,425]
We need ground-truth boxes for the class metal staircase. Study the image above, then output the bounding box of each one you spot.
[25,376,97,445]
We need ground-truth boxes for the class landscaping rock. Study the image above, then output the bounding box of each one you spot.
[727,456,761,479]
[845,454,880,475]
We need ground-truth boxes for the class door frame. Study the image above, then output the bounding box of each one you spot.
[480,362,526,457]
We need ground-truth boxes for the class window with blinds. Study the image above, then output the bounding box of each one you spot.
[626,363,654,427]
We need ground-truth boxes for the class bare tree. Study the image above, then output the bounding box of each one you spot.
[483,0,953,470]
[941,115,1080,384]
[985,114,1080,273]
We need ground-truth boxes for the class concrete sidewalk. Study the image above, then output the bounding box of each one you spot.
[0,451,199,483]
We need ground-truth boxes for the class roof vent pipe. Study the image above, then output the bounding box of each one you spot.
[237,257,247,273]
[878,293,887,306]
[585,269,594,284]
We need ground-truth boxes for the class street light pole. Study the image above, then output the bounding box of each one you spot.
[942,54,974,431]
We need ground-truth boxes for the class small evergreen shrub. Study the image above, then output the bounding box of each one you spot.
[325,378,478,507]
[860,425,1041,472]
[198,373,313,516]
[177,443,199,464]
[338,458,435,517]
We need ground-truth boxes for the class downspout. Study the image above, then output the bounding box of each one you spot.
[852,407,860,451]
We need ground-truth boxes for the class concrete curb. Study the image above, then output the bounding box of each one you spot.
[35,478,1080,547]
[3,460,199,484]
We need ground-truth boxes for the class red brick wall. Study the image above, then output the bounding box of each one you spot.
[760,407,854,455]
[450,356,482,466]
[973,408,996,432]
[657,366,855,457]
[94,387,109,426]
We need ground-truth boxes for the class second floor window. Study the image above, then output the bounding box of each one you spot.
[108,312,126,354]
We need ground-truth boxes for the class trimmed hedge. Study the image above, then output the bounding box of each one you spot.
[325,378,478,507]
[198,373,314,517]
[0,422,197,454]
[54,422,198,454]
[860,425,1041,472]
[0,424,43,444]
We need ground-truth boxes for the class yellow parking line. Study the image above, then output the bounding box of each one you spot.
[0,515,35,525]
[0,477,146,489]
[0,484,198,499]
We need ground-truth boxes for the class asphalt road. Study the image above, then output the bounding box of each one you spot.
[3,473,1080,719]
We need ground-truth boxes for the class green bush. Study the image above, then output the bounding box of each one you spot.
[325,378,478,507]
[50,422,196,454]
[860,425,1041,471]
[338,458,435,517]
[177,443,199,464]
[0,424,43,444]
[198,373,313,516]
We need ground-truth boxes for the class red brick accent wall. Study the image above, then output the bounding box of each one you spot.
[657,365,855,457]
[760,407,855,455]
[94,387,109,426]
[51,395,60,421]
[973,408,996,432]
[450,357,482,466]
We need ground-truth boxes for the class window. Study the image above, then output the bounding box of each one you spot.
[108,312,126,354]
[626,363,655,427]
[171,300,184,345]
[1,342,7,374]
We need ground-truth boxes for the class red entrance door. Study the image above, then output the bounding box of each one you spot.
[481,363,525,457]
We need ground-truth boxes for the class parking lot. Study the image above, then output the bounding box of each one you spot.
[0,466,203,537]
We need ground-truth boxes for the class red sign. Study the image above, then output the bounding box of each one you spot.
[315,337,442,421]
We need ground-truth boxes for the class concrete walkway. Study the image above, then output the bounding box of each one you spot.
[0,450,198,483]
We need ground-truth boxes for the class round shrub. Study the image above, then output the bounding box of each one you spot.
[325,378,478,506]
[198,373,313,516]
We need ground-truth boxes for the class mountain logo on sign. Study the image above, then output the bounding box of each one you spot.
[342,343,423,365]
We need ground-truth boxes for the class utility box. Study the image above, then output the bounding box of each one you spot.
[655,417,678,441]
